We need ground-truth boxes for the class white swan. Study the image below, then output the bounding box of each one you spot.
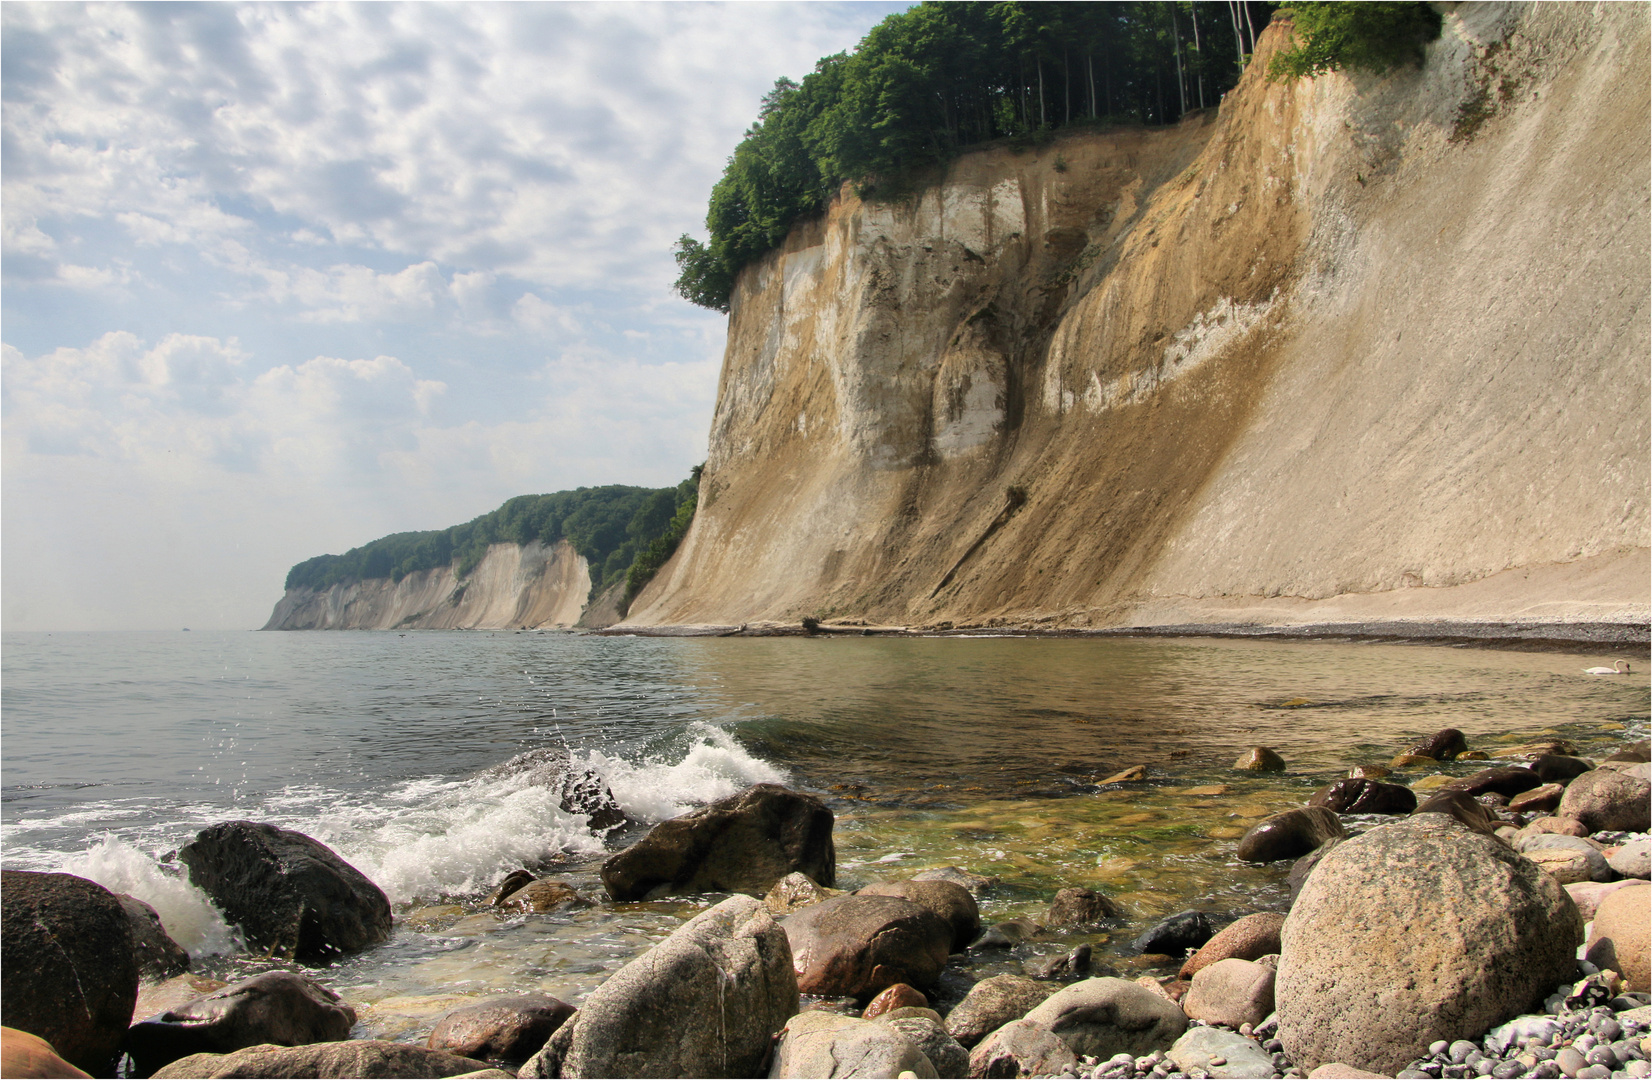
[1583,659,1632,675]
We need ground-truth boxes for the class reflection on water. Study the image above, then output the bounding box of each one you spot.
[5,631,1646,1039]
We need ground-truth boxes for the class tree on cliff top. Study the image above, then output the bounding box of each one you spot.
[1266,2,1441,81]
[673,1,1274,313]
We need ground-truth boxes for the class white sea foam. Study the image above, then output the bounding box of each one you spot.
[580,721,788,823]
[59,836,241,958]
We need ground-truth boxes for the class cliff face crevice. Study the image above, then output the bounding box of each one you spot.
[628,4,1650,630]
[263,539,593,631]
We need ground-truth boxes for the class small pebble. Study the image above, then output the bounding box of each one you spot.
[1556,1046,1587,1076]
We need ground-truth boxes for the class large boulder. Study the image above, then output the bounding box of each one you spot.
[1276,814,1583,1075]
[178,822,391,959]
[966,1019,1075,1079]
[1555,768,1652,833]
[1308,778,1416,815]
[426,994,574,1063]
[1021,977,1188,1059]
[856,880,979,952]
[943,976,1055,1049]
[784,894,953,999]
[119,894,192,982]
[768,1011,937,1079]
[1585,882,1649,993]
[1180,913,1286,979]
[1236,807,1345,863]
[551,894,797,1078]
[600,784,835,901]
[149,1040,491,1078]
[0,870,139,1075]
[125,971,355,1078]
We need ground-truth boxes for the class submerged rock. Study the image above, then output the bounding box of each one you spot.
[1236,807,1345,863]
[600,783,835,901]
[1044,887,1121,929]
[1405,729,1468,762]
[911,867,998,897]
[0,870,139,1076]
[1234,747,1286,772]
[178,821,391,959]
[496,879,592,914]
[765,871,844,915]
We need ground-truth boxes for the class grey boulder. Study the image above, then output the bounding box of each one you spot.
[1277,814,1583,1075]
[545,894,797,1078]
[878,1014,969,1078]
[1166,1026,1277,1079]
[966,1019,1076,1079]
[769,1011,937,1079]
[943,975,1055,1049]
[1020,977,1188,1059]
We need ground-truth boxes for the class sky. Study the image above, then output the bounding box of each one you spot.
[2,1,911,631]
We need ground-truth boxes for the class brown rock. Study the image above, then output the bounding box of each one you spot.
[1348,765,1392,780]
[1022,977,1188,1059]
[1441,767,1542,799]
[1309,778,1416,815]
[1405,729,1467,761]
[1236,807,1345,863]
[784,894,952,999]
[1412,789,1498,835]
[0,870,138,1076]
[1308,1066,1389,1079]
[1181,958,1276,1029]
[1565,879,1644,920]
[863,983,927,1020]
[1586,882,1649,993]
[1507,784,1565,815]
[1388,754,1438,768]
[484,870,535,907]
[427,994,574,1063]
[149,1040,491,1078]
[118,894,190,982]
[1602,738,1650,763]
[124,971,357,1078]
[1045,887,1121,929]
[1556,768,1652,833]
[1288,839,1342,904]
[600,783,835,901]
[1,1027,92,1080]
[1180,913,1286,979]
[1456,751,1490,761]
[1100,766,1149,784]
[1529,755,1595,786]
[857,879,981,952]
[1234,748,1286,772]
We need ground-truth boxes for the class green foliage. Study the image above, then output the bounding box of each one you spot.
[284,468,704,603]
[675,1,1272,312]
[1267,2,1441,81]
[622,469,701,612]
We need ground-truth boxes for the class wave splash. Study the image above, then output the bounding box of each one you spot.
[60,836,241,959]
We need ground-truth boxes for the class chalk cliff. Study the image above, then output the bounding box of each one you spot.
[262,540,591,630]
[626,3,1650,633]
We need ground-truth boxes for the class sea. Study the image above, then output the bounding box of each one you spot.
[2,629,1646,1039]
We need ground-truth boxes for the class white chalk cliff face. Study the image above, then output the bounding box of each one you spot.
[263,540,592,631]
[628,4,1650,631]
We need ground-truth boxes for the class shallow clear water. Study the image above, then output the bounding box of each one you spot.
[2,630,1646,1037]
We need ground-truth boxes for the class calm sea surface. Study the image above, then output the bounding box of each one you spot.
[3,630,1646,1038]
